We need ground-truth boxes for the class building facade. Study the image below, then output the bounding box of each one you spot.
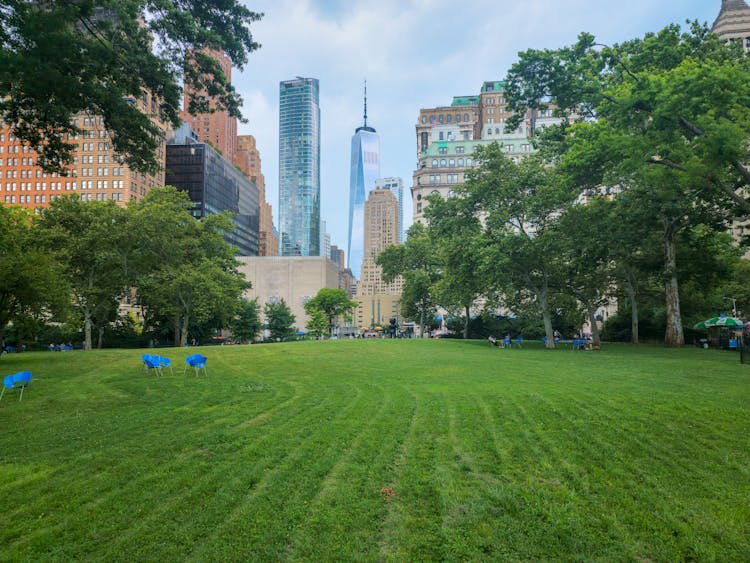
[411,82,536,225]
[279,77,321,257]
[712,0,750,48]
[180,49,238,165]
[354,189,403,327]
[166,138,259,256]
[375,177,404,243]
[1,94,167,210]
[236,134,278,256]
[347,92,381,278]
[238,256,340,332]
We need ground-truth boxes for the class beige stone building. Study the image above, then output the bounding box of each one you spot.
[712,0,750,48]
[237,256,341,331]
[236,135,279,256]
[354,189,403,328]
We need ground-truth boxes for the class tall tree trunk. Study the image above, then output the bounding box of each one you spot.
[97,325,105,349]
[180,314,190,348]
[174,313,181,347]
[624,277,639,344]
[464,305,470,339]
[83,308,92,351]
[588,307,601,347]
[420,303,426,339]
[664,227,684,347]
[539,290,555,348]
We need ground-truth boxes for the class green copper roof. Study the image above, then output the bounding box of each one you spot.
[481,81,506,93]
[420,138,533,158]
[451,96,479,107]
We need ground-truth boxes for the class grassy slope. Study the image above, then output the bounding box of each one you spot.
[0,340,748,561]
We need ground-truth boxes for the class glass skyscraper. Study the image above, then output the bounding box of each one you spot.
[279,77,320,256]
[348,88,380,278]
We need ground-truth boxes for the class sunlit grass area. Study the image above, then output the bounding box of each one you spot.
[0,340,748,560]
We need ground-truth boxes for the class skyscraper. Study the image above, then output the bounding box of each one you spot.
[375,177,404,243]
[348,83,381,278]
[278,77,321,256]
[180,49,238,165]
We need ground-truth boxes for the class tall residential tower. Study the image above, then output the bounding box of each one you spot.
[279,77,321,256]
[348,83,381,278]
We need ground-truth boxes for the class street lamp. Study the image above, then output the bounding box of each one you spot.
[724,297,738,317]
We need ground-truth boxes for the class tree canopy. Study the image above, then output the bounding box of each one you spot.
[0,0,262,173]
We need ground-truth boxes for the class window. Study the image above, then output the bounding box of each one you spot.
[432,159,438,168]
[440,159,446,167]
[439,115,444,123]
[457,158,464,166]
[456,146,465,154]
[446,114,452,123]
[464,113,469,121]
[431,190,440,196]
[438,147,447,155]
[421,116,427,124]
[456,114,461,123]
[439,132,444,141]
[448,159,455,167]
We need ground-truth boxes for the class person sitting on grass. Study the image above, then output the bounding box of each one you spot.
[488,335,498,347]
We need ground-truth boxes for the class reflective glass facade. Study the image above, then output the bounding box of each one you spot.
[347,126,380,278]
[279,78,321,256]
[165,142,260,256]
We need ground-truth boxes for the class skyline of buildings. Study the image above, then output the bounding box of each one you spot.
[278,77,321,257]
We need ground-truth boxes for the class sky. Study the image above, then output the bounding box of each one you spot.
[233,0,721,253]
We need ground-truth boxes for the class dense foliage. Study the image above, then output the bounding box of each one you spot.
[0,0,262,173]
[380,23,749,346]
[0,189,247,350]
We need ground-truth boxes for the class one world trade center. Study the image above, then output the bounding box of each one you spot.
[347,83,380,279]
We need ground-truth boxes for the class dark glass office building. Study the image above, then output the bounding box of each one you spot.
[166,138,260,256]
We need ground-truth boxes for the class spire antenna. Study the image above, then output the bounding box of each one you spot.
[363,79,368,128]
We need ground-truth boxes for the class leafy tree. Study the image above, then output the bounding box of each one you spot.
[36,196,132,350]
[0,0,262,173]
[230,298,261,343]
[265,300,296,342]
[0,206,66,342]
[505,24,750,345]
[303,288,357,337]
[553,200,616,347]
[424,194,485,339]
[378,223,441,338]
[305,309,328,339]
[130,187,247,347]
[461,145,576,348]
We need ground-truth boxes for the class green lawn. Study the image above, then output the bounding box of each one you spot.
[0,340,748,561]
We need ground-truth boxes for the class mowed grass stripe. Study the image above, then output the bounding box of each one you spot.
[3,367,348,558]
[0,341,748,560]
[95,383,351,560]
[282,382,416,561]
[184,379,385,560]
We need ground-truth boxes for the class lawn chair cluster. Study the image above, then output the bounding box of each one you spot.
[141,354,174,376]
[141,353,206,376]
[1,371,32,401]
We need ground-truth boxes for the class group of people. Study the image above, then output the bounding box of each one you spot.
[488,335,514,348]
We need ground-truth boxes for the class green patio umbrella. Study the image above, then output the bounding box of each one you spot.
[693,315,745,329]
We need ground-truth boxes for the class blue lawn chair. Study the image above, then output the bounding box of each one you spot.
[141,354,162,376]
[1,371,32,401]
[157,356,174,375]
[515,336,524,348]
[184,354,207,376]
